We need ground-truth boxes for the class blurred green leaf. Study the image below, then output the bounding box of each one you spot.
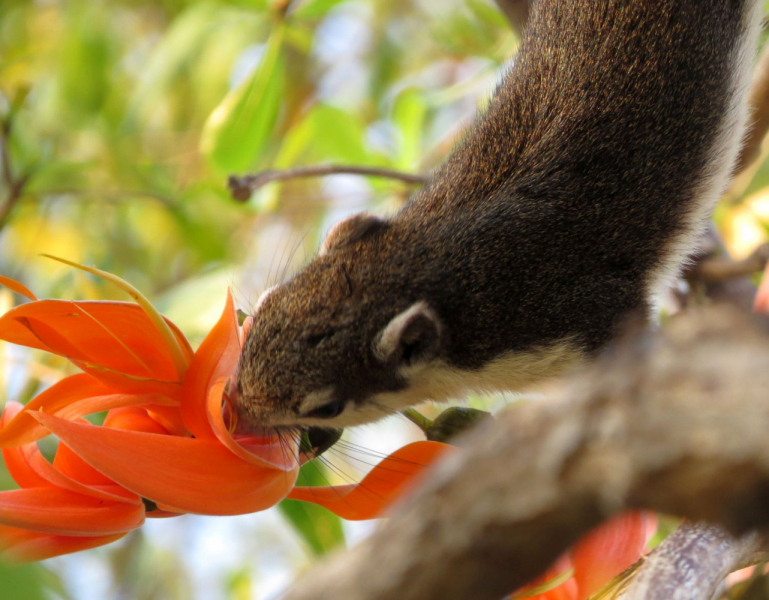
[128,3,227,122]
[278,462,346,557]
[310,104,374,164]
[292,0,349,20]
[0,560,47,600]
[200,25,285,172]
[57,3,112,121]
[466,0,509,29]
[392,87,426,169]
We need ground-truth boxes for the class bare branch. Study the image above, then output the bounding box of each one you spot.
[0,119,29,231]
[689,242,769,283]
[228,166,427,202]
[283,305,769,600]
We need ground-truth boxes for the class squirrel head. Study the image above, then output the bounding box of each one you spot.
[233,213,448,430]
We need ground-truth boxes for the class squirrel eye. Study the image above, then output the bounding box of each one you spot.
[307,399,346,419]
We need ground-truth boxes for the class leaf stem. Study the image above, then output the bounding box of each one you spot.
[403,408,433,433]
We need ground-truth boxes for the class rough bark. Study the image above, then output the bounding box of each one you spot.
[617,524,763,600]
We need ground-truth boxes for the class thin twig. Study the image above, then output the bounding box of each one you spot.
[0,120,29,232]
[228,165,428,201]
[689,243,769,283]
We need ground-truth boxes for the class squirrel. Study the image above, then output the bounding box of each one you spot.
[233,0,762,431]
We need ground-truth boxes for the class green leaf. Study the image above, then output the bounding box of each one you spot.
[292,0,349,20]
[0,560,47,600]
[310,104,373,164]
[127,3,223,121]
[393,88,427,169]
[466,0,509,29]
[200,26,286,173]
[57,4,112,120]
[278,462,346,556]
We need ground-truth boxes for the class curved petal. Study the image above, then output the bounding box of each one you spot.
[0,300,192,381]
[32,412,298,515]
[0,525,126,564]
[53,442,115,487]
[571,511,656,600]
[0,276,37,301]
[6,440,139,505]
[287,441,453,520]
[180,290,240,440]
[207,379,298,471]
[512,556,578,600]
[755,263,769,314]
[0,374,113,448]
[103,407,170,434]
[0,487,144,536]
[1,403,48,488]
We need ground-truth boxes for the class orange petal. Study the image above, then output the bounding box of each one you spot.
[32,412,298,515]
[0,374,113,448]
[180,290,240,440]
[756,262,769,314]
[1,403,48,488]
[0,487,144,536]
[103,407,170,434]
[513,556,578,600]
[571,511,655,600]
[13,316,180,394]
[208,378,298,471]
[53,442,114,487]
[0,525,126,563]
[24,440,139,504]
[1,404,140,505]
[0,300,191,382]
[287,441,452,520]
[0,275,37,301]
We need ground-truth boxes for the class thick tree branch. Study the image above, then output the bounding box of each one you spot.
[284,306,769,600]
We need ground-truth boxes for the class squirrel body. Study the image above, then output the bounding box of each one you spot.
[234,0,762,429]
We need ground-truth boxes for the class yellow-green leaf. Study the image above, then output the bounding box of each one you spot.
[200,26,286,173]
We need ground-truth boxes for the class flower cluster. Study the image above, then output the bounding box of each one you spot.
[0,264,449,562]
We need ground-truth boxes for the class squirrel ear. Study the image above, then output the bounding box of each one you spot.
[320,213,386,256]
[374,302,443,367]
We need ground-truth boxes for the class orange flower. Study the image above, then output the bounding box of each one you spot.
[0,261,450,561]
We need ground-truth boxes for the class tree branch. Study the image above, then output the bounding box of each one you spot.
[283,305,769,600]
[618,524,764,600]
[0,120,29,232]
[228,166,427,201]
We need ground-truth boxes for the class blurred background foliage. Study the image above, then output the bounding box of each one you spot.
[3,0,769,598]
[0,0,515,597]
